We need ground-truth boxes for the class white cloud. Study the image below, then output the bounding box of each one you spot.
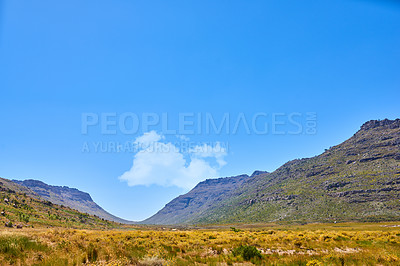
[134,130,164,148]
[189,142,227,167]
[119,131,227,190]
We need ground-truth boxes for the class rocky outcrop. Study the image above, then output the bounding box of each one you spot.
[251,171,269,177]
[360,119,400,131]
[13,180,93,202]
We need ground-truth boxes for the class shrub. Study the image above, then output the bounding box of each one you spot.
[293,240,302,248]
[4,221,12,228]
[232,245,262,261]
[18,212,30,223]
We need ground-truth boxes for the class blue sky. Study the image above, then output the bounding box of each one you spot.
[0,0,399,221]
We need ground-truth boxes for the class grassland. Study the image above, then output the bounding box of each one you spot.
[1,222,399,265]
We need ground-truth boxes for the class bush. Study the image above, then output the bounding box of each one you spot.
[4,222,12,228]
[18,212,30,223]
[232,245,262,261]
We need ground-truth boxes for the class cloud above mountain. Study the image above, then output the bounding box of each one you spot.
[119,131,227,190]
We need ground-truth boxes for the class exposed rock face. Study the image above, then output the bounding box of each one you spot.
[14,180,92,202]
[251,170,269,177]
[142,119,400,224]
[13,179,132,224]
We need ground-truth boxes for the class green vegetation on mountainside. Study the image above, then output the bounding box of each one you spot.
[194,119,400,224]
[0,177,119,229]
[145,119,400,225]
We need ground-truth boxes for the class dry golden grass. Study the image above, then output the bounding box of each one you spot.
[0,222,399,265]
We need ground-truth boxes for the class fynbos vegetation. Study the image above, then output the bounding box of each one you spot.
[0,223,400,265]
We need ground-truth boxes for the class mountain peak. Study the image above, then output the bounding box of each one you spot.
[251,170,269,177]
[360,119,400,131]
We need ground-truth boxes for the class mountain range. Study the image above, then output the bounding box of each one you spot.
[143,119,400,224]
[12,179,132,224]
[6,118,400,225]
[0,177,121,229]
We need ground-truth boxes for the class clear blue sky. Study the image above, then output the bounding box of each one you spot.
[0,0,399,221]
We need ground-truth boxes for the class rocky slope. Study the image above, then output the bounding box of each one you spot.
[13,179,132,224]
[143,119,400,224]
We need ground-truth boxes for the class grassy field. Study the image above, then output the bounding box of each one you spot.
[0,222,399,265]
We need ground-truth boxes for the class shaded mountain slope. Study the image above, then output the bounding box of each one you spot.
[143,173,254,224]
[13,179,132,224]
[143,119,400,224]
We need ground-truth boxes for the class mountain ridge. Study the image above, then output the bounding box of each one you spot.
[142,119,400,224]
[13,179,133,224]
[0,177,121,229]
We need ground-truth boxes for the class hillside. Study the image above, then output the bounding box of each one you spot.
[143,119,400,224]
[13,179,132,224]
[0,177,120,229]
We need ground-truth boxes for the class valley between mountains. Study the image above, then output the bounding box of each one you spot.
[1,119,400,265]
[2,119,399,226]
